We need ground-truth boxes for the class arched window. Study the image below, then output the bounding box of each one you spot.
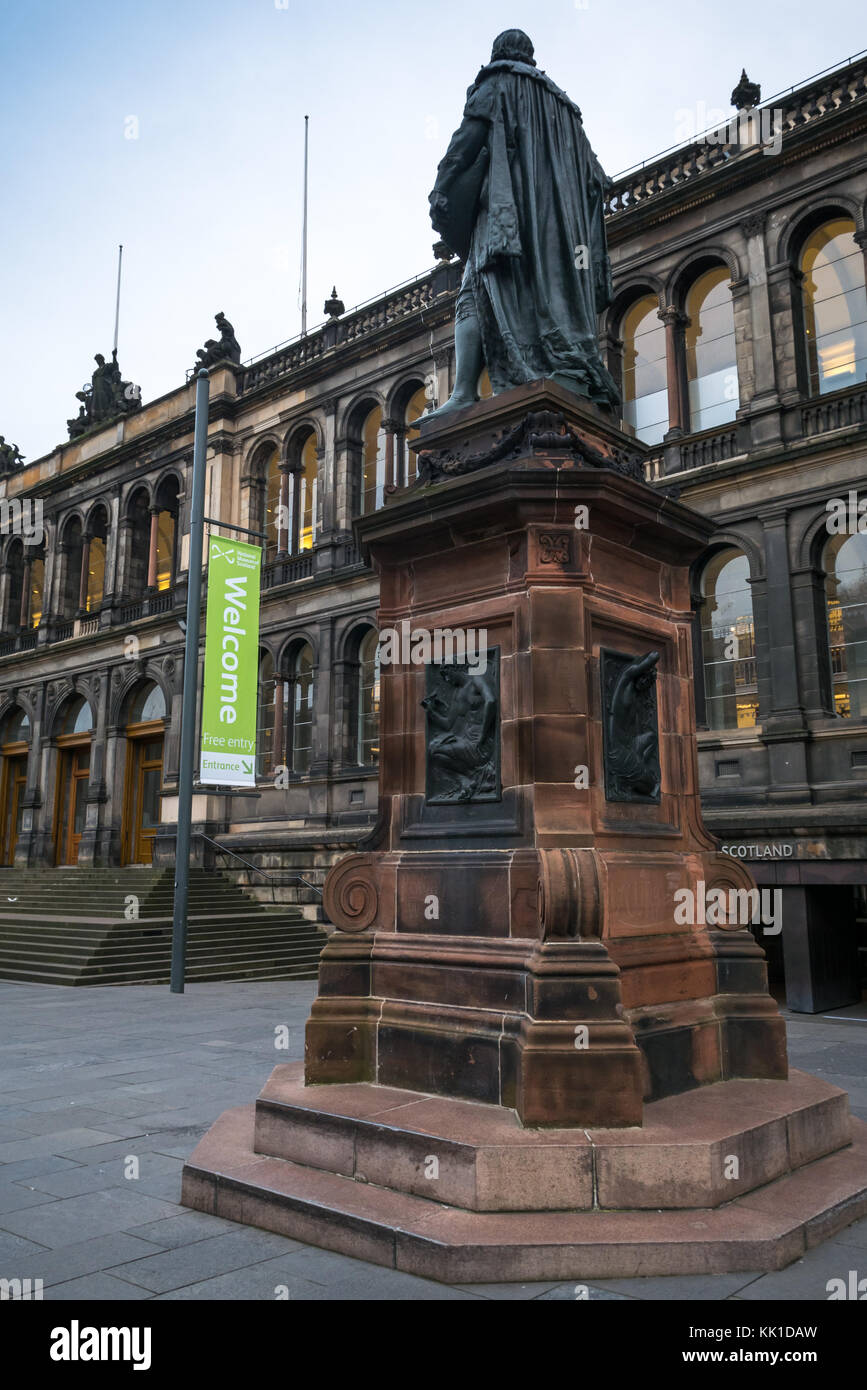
[28,554,44,629]
[256,650,288,777]
[357,629,380,764]
[685,267,738,432]
[622,295,668,444]
[154,476,180,591]
[124,490,150,600]
[60,696,94,735]
[85,506,109,613]
[361,407,385,514]
[1,708,30,743]
[699,548,758,729]
[478,368,493,400]
[60,517,83,618]
[289,643,314,774]
[3,540,24,632]
[297,434,317,552]
[403,386,428,488]
[824,532,867,717]
[801,218,867,396]
[128,682,166,723]
[285,433,317,554]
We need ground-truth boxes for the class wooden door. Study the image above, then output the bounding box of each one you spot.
[0,753,27,866]
[123,731,164,865]
[55,742,90,865]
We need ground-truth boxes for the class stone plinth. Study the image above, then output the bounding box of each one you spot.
[305,382,786,1127]
[183,381,867,1280]
[182,1063,867,1281]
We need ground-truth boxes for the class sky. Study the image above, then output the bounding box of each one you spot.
[2,0,866,463]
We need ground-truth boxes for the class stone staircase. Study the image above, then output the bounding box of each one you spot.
[0,867,327,986]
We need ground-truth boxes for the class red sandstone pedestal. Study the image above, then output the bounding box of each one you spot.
[183,383,867,1278]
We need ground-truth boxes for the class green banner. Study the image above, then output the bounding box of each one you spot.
[200,535,262,787]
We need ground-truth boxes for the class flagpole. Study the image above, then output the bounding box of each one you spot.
[301,116,309,336]
[112,244,123,354]
[171,368,210,994]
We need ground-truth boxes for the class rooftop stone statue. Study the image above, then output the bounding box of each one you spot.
[428,29,619,416]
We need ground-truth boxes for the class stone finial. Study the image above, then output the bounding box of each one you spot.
[731,69,761,110]
[433,240,454,264]
[324,287,344,319]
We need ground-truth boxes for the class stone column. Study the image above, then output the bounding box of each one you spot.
[273,676,285,768]
[277,466,291,555]
[766,261,806,402]
[740,213,781,435]
[658,306,688,435]
[17,684,45,867]
[383,419,397,492]
[433,346,452,412]
[790,563,834,718]
[77,534,91,614]
[331,657,356,767]
[50,539,68,618]
[659,306,688,475]
[333,423,354,536]
[146,507,160,589]
[757,513,810,802]
[307,620,333,823]
[103,493,121,603]
[318,398,338,538]
[79,671,109,866]
[19,557,31,628]
[599,331,624,404]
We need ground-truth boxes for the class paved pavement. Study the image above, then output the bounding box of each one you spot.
[0,978,865,1301]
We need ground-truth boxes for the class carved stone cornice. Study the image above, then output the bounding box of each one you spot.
[417,409,645,484]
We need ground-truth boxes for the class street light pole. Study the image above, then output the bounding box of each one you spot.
[171,368,210,994]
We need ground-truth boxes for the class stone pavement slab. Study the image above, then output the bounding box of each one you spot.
[1,978,865,1301]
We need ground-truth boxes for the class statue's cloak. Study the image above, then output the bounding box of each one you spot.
[430,60,618,409]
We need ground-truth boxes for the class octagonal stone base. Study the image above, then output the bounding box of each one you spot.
[182,1063,867,1282]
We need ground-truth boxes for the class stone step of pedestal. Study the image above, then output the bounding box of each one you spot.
[251,1062,852,1212]
[181,1103,867,1283]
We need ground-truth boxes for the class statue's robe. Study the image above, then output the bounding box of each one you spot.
[430,59,619,410]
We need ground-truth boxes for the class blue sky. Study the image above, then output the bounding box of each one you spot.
[2,0,865,462]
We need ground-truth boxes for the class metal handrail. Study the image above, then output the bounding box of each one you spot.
[193,832,323,900]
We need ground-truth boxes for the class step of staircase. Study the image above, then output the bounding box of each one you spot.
[0,866,327,985]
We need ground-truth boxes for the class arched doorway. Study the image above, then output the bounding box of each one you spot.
[0,707,30,866]
[54,696,93,865]
[122,682,166,864]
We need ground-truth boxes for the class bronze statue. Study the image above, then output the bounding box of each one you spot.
[0,436,25,472]
[602,650,662,802]
[66,350,141,439]
[422,657,500,803]
[429,29,618,415]
[192,312,242,372]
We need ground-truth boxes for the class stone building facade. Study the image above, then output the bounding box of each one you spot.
[1,54,866,1009]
